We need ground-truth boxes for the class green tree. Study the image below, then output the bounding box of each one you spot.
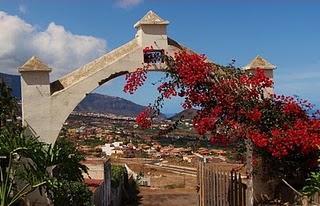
[0,81,46,206]
[0,81,92,206]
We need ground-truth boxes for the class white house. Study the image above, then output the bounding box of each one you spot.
[101,141,124,156]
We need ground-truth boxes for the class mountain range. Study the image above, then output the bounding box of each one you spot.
[75,93,164,117]
[0,72,21,99]
[169,108,198,121]
[0,73,169,118]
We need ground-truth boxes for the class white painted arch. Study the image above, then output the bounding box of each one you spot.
[19,11,275,144]
[19,11,194,144]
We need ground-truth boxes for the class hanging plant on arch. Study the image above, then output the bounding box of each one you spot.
[123,48,320,204]
[123,48,320,168]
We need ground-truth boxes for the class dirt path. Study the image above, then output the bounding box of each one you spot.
[138,188,197,206]
[113,158,198,206]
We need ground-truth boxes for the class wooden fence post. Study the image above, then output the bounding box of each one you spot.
[103,159,111,206]
[245,139,254,206]
[301,196,309,206]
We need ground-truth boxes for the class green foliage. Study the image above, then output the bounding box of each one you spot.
[23,138,91,205]
[0,148,46,206]
[0,81,19,131]
[47,179,93,206]
[81,137,105,147]
[111,165,127,188]
[302,171,320,196]
[1,134,92,206]
[0,81,27,157]
[52,137,88,181]
[123,179,141,205]
[0,81,46,206]
[0,81,92,205]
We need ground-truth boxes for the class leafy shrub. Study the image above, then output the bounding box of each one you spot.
[52,137,88,181]
[47,179,93,206]
[111,165,127,188]
[0,81,93,206]
[302,171,320,196]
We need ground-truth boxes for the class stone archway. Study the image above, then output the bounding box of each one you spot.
[19,11,196,144]
[19,11,275,144]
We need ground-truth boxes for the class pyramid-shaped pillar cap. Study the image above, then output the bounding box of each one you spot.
[134,10,169,29]
[18,56,52,73]
[243,55,276,70]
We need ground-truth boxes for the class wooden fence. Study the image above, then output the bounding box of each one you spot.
[301,192,320,206]
[197,161,247,206]
[310,192,320,205]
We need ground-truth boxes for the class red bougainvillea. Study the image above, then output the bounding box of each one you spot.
[123,64,150,94]
[124,49,320,160]
[246,108,263,122]
[248,130,268,148]
[135,107,153,129]
[173,51,212,86]
[157,82,177,99]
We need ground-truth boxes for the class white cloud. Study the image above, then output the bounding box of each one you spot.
[116,0,143,8]
[18,4,27,14]
[0,11,107,79]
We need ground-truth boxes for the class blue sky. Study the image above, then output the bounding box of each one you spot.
[1,0,320,114]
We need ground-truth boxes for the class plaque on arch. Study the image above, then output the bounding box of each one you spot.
[143,49,164,64]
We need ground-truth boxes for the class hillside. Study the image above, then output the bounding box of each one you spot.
[0,72,165,118]
[0,73,21,99]
[75,93,165,118]
[170,108,198,121]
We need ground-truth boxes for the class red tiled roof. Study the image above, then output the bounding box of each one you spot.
[84,178,104,188]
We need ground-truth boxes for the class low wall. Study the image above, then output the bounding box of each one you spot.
[125,164,151,187]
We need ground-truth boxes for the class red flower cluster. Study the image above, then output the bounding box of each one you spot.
[248,130,268,148]
[249,68,273,88]
[266,119,320,158]
[210,134,229,146]
[273,95,314,119]
[174,51,212,86]
[123,66,149,94]
[283,102,302,115]
[246,108,262,122]
[157,82,177,99]
[193,107,222,135]
[124,50,320,160]
[143,46,154,53]
[194,116,217,135]
[183,89,211,108]
[136,108,152,129]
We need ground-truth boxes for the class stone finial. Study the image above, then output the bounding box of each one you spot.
[18,56,52,73]
[243,55,276,70]
[134,10,169,28]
